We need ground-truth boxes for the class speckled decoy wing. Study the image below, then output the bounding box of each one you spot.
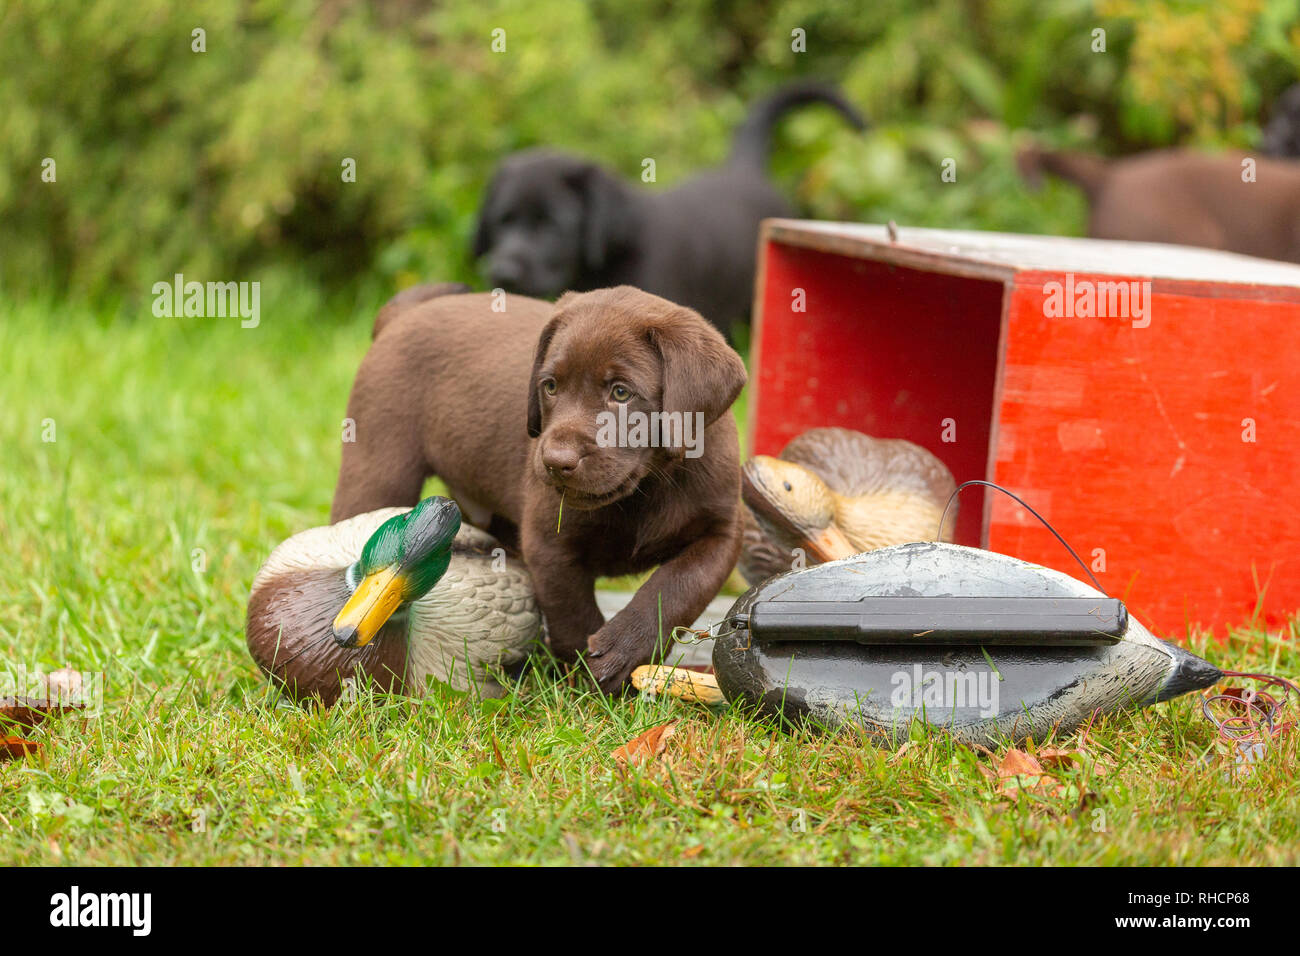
[782,427,955,502]
[406,552,542,695]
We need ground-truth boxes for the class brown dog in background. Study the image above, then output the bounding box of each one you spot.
[1018,147,1300,263]
[331,284,747,691]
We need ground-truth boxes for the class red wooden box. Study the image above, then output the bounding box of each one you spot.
[750,220,1300,635]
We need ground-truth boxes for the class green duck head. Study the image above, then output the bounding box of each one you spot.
[332,496,462,648]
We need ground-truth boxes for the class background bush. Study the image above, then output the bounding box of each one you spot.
[1,0,1297,308]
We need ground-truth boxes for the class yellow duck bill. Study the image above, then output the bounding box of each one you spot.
[332,566,407,647]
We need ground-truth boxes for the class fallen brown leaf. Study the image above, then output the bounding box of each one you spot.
[997,748,1044,778]
[0,693,84,731]
[993,748,1067,799]
[611,721,677,766]
[0,736,42,761]
[1035,747,1083,769]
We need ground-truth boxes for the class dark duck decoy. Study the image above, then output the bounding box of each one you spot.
[713,542,1224,746]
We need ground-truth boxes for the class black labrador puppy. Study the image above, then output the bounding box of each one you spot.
[471,81,866,333]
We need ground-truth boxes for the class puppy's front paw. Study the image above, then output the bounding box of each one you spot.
[584,627,644,694]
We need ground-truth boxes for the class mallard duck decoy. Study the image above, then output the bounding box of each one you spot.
[739,427,957,585]
[246,496,541,705]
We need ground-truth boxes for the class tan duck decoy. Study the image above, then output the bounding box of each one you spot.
[246,496,540,705]
[739,427,957,585]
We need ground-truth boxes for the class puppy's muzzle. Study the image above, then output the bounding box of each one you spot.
[542,444,580,482]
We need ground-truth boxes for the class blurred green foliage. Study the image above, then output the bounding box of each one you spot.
[1,0,1297,306]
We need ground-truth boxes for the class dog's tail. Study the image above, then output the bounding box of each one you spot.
[1016,146,1110,197]
[728,81,868,170]
[372,281,472,339]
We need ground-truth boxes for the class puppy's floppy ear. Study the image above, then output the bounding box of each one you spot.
[567,164,635,274]
[649,304,748,455]
[526,315,565,439]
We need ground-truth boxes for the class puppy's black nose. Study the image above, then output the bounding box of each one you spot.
[542,445,581,480]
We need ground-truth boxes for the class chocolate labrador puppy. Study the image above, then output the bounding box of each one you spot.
[331,285,747,691]
[471,81,866,333]
[1018,146,1300,263]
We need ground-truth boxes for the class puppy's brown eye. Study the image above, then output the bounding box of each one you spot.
[783,481,793,492]
[611,384,631,402]
[542,379,557,396]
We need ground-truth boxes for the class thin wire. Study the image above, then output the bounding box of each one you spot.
[937,479,1108,595]
[1201,670,1298,745]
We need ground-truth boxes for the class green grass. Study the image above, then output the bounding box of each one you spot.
[1,294,1297,865]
